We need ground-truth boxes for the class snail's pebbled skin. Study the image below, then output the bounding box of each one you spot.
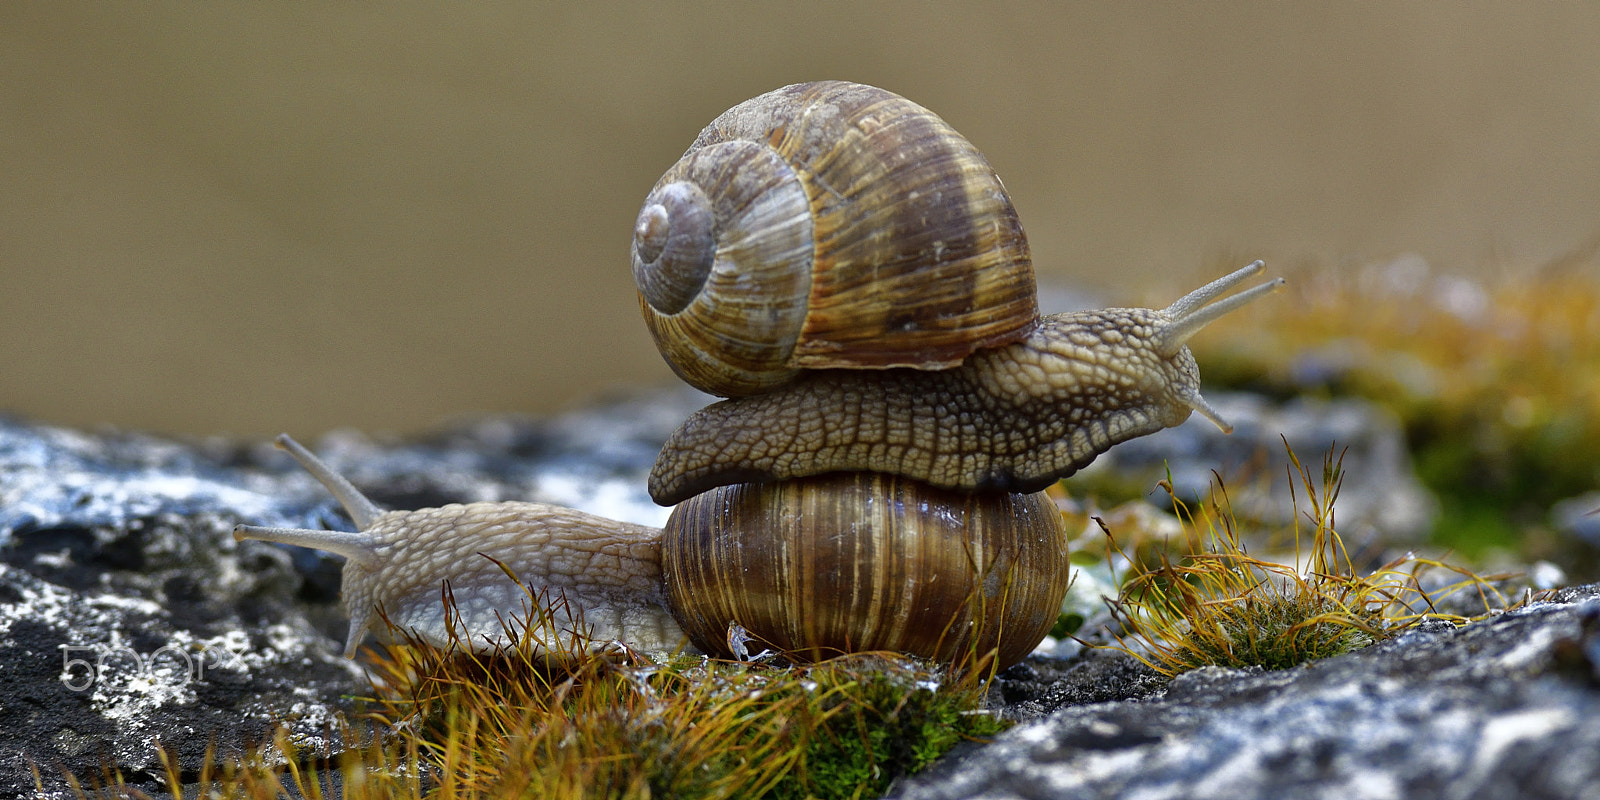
[648,308,1201,506]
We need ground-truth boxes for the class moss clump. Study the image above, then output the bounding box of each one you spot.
[368,641,1005,800]
[1162,592,1377,673]
[1103,445,1502,677]
[769,659,1005,800]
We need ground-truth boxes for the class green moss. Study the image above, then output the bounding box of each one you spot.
[1428,498,1524,558]
[1163,594,1376,673]
[1103,448,1500,677]
[1402,401,1599,556]
[1060,470,1156,509]
[1049,612,1086,639]
[771,662,1007,800]
[76,595,1013,799]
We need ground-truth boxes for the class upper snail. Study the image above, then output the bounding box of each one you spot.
[632,81,1284,506]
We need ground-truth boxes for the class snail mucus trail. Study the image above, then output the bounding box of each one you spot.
[234,80,1283,669]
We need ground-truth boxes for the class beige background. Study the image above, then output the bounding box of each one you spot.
[3,3,1598,437]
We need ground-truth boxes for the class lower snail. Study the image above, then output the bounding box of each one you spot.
[234,81,1283,670]
[235,437,1069,667]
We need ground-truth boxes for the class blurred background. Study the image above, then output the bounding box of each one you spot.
[3,3,1598,438]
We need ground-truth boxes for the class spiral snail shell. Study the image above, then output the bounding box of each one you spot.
[632,80,1037,397]
[661,471,1072,667]
[233,81,1280,672]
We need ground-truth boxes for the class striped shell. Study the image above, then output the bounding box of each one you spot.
[632,81,1038,398]
[659,472,1072,670]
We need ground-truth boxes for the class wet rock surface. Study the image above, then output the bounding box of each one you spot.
[0,421,360,798]
[0,563,359,797]
[0,391,709,798]
[897,585,1600,800]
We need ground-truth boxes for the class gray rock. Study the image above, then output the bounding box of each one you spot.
[1085,392,1436,544]
[1553,492,1600,549]
[0,390,709,797]
[0,420,363,798]
[992,648,1169,716]
[892,585,1600,800]
[0,563,361,798]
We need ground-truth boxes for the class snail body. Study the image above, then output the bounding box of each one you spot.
[235,435,1064,666]
[235,435,685,659]
[235,81,1280,671]
[648,262,1282,505]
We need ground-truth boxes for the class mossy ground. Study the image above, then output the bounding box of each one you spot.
[1188,260,1600,563]
[64,590,1007,799]
[1094,444,1508,677]
[1047,261,1593,676]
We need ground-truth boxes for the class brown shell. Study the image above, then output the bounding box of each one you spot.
[659,472,1071,669]
[632,81,1039,397]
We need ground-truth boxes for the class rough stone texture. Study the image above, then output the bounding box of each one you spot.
[0,390,709,798]
[892,585,1600,800]
[0,421,360,798]
[0,563,358,796]
[1085,391,1436,544]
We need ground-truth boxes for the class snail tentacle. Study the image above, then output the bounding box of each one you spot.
[1174,384,1235,435]
[1155,260,1285,357]
[271,433,384,529]
[233,525,381,567]
[232,436,386,565]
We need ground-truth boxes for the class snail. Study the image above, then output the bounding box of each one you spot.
[636,81,1281,667]
[234,81,1282,671]
[234,438,1066,667]
[646,262,1281,505]
[631,81,1280,505]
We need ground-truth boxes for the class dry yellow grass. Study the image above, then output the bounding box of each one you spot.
[71,585,1008,799]
[1100,443,1509,677]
